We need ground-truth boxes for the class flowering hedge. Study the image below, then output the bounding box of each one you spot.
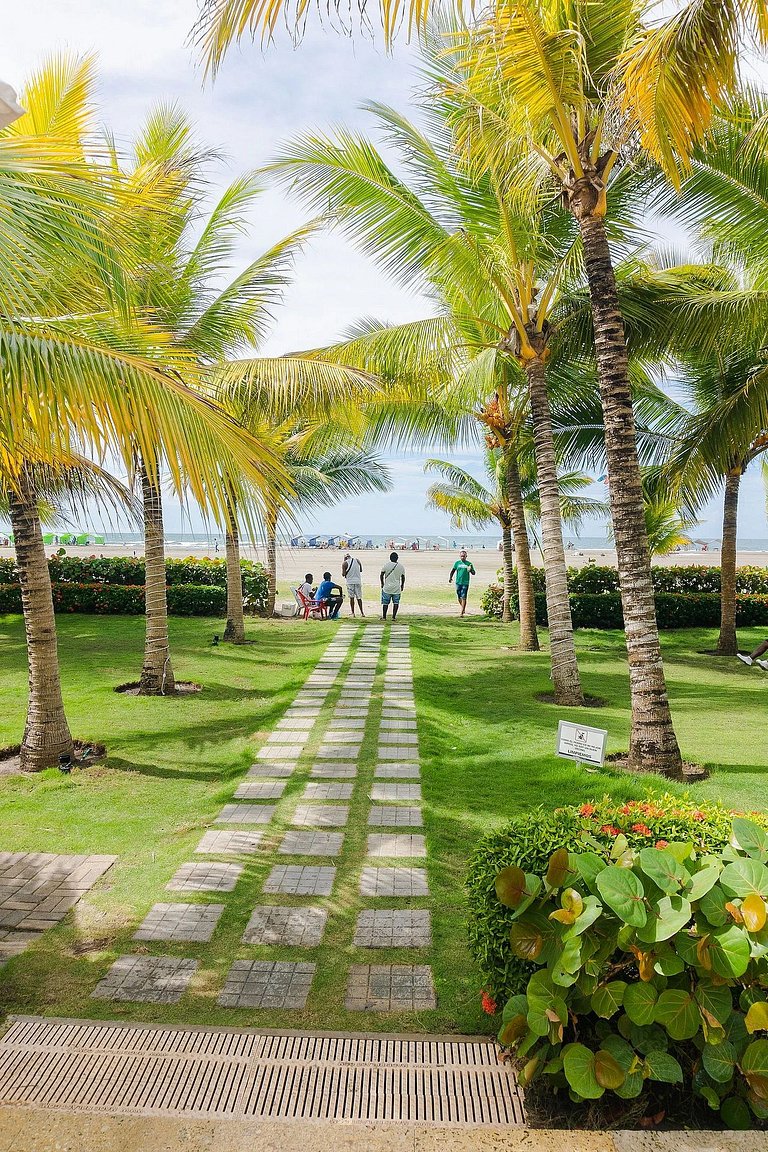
[466,794,768,1007]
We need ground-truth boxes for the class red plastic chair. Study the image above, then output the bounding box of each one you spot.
[294,587,328,621]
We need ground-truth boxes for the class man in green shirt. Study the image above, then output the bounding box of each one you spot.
[449,550,476,617]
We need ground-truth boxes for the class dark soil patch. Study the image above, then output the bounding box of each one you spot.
[606,751,709,781]
[0,739,106,775]
[114,681,202,696]
[535,692,608,707]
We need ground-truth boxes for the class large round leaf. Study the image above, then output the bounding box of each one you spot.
[698,885,730,927]
[546,847,571,889]
[643,1050,683,1084]
[732,817,768,864]
[574,851,605,894]
[746,1001,768,1034]
[721,1096,752,1130]
[742,1039,768,1092]
[686,864,721,903]
[591,981,627,1019]
[623,983,658,1026]
[709,924,751,978]
[654,989,701,1040]
[695,981,733,1027]
[562,1043,605,1099]
[741,893,768,934]
[720,858,768,899]
[498,1014,528,1046]
[594,1049,625,1090]
[596,866,648,927]
[702,1041,736,1084]
[496,866,527,908]
[509,918,543,961]
[637,848,688,894]
[636,894,692,943]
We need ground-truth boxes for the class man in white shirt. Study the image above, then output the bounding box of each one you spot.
[380,551,406,620]
[342,553,364,617]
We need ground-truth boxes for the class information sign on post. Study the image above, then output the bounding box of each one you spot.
[556,720,608,768]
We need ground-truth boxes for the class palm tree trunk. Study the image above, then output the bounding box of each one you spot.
[265,506,277,617]
[500,522,514,623]
[578,211,682,778]
[8,470,75,771]
[223,499,246,643]
[505,448,539,651]
[716,469,740,656]
[139,457,175,696]
[524,355,582,702]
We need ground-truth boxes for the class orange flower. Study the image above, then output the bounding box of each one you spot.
[481,991,498,1015]
[655,839,668,850]
[632,823,652,837]
[579,803,596,817]
[601,824,621,837]
[693,811,705,822]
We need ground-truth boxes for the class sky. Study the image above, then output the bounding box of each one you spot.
[2,1,766,543]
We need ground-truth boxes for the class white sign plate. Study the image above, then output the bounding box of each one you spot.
[556,720,608,767]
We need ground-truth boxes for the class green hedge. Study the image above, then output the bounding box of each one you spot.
[0,555,266,589]
[0,582,228,616]
[466,794,768,1006]
[481,582,768,629]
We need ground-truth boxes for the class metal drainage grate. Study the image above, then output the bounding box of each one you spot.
[0,1017,524,1127]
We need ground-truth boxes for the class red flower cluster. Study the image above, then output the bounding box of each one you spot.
[631,823,652,837]
[655,839,669,849]
[579,803,596,817]
[600,825,621,837]
[481,991,498,1015]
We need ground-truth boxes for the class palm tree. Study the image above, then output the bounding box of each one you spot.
[1,57,287,767]
[266,84,592,702]
[196,1,768,771]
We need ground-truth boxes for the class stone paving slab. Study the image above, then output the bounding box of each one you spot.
[92,956,198,1004]
[242,905,327,946]
[333,708,369,717]
[266,732,309,745]
[360,867,429,898]
[264,865,336,896]
[328,719,367,730]
[0,853,116,932]
[215,804,276,825]
[318,731,361,743]
[275,719,316,731]
[247,764,295,778]
[218,960,315,1009]
[371,784,422,802]
[368,806,423,827]
[134,903,225,943]
[317,746,360,760]
[367,834,427,858]
[257,745,305,760]
[380,720,418,730]
[166,862,243,893]
[345,964,436,1011]
[379,733,418,745]
[195,830,265,855]
[234,781,287,800]
[310,763,358,779]
[279,832,344,856]
[292,805,349,828]
[377,748,419,763]
[301,783,354,801]
[354,909,432,948]
[374,765,421,779]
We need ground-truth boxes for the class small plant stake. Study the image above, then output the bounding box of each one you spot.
[556,720,608,770]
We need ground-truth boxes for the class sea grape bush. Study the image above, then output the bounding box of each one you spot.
[496,817,768,1129]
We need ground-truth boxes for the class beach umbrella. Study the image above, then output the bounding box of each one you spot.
[0,81,24,129]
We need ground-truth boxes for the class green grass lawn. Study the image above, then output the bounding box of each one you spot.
[0,612,765,1037]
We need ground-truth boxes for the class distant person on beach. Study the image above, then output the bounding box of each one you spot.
[738,641,768,671]
[316,571,344,619]
[449,550,476,617]
[342,552,364,617]
[298,573,314,600]
[380,551,406,620]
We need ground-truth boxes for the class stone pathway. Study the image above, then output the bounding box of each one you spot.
[92,622,436,1015]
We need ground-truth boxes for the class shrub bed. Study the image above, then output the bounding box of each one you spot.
[467,794,768,1006]
[492,814,768,1128]
[0,581,228,616]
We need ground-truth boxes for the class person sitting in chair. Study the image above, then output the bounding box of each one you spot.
[316,571,344,619]
[298,573,314,600]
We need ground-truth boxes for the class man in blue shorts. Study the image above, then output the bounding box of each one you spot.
[449,549,476,617]
[380,551,406,620]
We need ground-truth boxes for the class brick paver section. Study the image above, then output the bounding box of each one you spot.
[292,804,349,828]
[279,832,344,856]
[275,718,316,730]
[353,909,432,948]
[0,853,115,933]
[345,964,436,1011]
[377,746,419,761]
[134,903,224,942]
[264,865,336,896]
[242,906,327,947]
[368,806,423,827]
[310,763,357,778]
[317,744,360,759]
[219,960,315,1008]
[301,782,354,801]
[92,955,198,1004]
[246,764,295,778]
[367,834,427,858]
[371,783,422,802]
[360,867,429,898]
[215,804,276,825]
[233,781,287,800]
[374,765,421,778]
[257,745,305,760]
[166,862,242,893]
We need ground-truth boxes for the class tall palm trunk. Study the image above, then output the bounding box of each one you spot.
[9,470,75,771]
[139,457,175,695]
[524,351,582,703]
[223,498,246,643]
[265,505,277,617]
[577,210,682,777]
[716,469,740,656]
[505,448,539,650]
[500,521,514,623]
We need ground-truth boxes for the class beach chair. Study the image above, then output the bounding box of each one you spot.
[294,587,328,621]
